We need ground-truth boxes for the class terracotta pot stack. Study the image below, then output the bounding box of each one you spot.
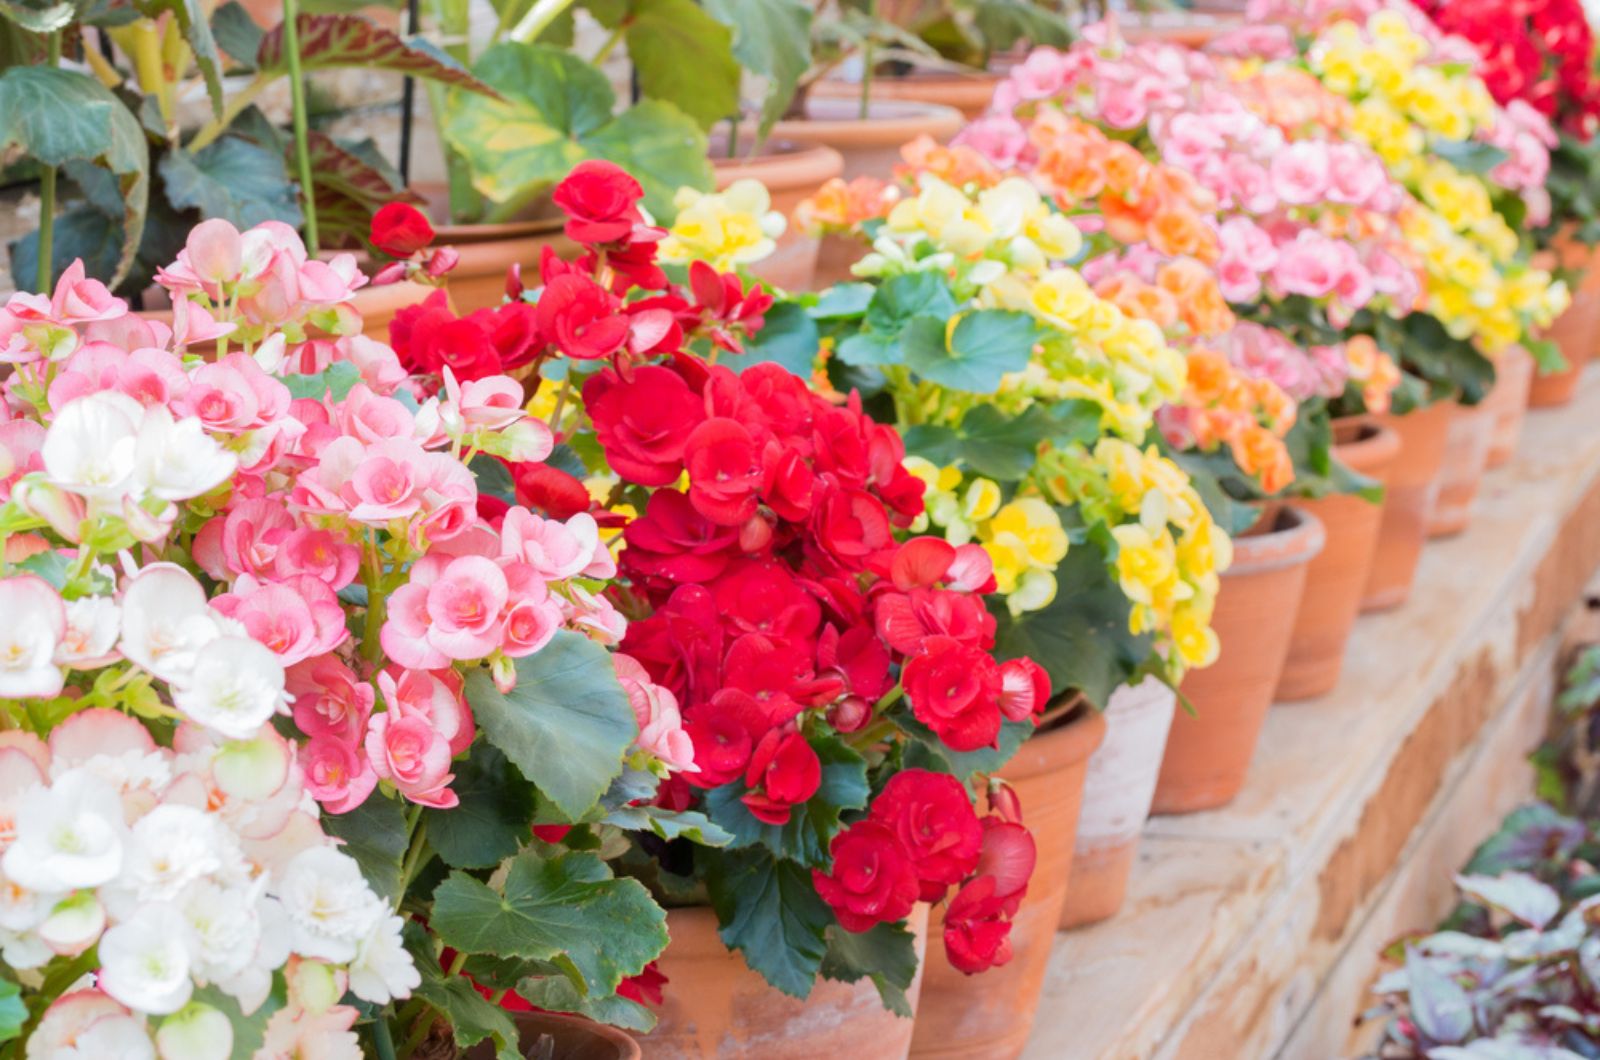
[1426,401,1496,538]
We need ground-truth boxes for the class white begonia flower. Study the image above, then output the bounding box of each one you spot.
[0,574,66,698]
[117,805,236,906]
[59,1013,156,1060]
[156,1002,232,1060]
[38,891,105,956]
[3,769,127,892]
[0,927,50,969]
[178,880,262,987]
[276,846,386,965]
[97,903,194,1015]
[132,406,236,502]
[56,595,122,668]
[169,636,287,740]
[348,912,419,1005]
[118,564,229,685]
[41,391,143,501]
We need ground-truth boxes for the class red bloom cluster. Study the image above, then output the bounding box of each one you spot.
[1420,0,1600,134]
[812,771,1036,974]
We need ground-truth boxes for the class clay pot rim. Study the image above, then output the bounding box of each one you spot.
[1009,702,1108,781]
[500,1012,641,1060]
[1230,504,1325,576]
[434,216,565,245]
[710,140,845,192]
[772,97,965,139]
[814,68,1003,88]
[660,901,931,961]
[1330,415,1401,472]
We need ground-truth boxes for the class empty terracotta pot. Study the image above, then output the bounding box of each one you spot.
[1153,506,1324,814]
[1529,288,1600,408]
[1426,401,1495,538]
[810,72,1004,120]
[646,904,929,1058]
[1484,345,1534,468]
[1059,678,1177,929]
[1361,401,1453,612]
[771,98,964,181]
[1277,418,1399,702]
[910,708,1107,1060]
[713,139,845,292]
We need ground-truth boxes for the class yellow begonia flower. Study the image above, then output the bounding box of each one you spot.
[658,179,786,271]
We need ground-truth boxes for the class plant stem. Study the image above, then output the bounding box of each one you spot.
[859,0,878,121]
[509,0,578,44]
[281,0,319,255]
[397,804,429,897]
[591,23,625,65]
[547,375,572,431]
[187,76,269,152]
[35,31,62,294]
[372,1018,399,1060]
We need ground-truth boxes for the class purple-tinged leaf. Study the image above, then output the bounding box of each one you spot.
[1457,873,1563,930]
[256,14,500,97]
[1406,949,1474,1045]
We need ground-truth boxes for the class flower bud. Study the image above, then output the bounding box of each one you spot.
[157,1003,233,1060]
[987,779,1024,824]
[738,513,773,553]
[285,957,345,1016]
[12,477,85,542]
[491,653,518,694]
[829,695,872,734]
[505,262,525,300]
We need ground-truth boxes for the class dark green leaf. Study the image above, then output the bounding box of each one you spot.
[624,0,739,130]
[322,793,409,901]
[735,300,818,376]
[601,804,734,846]
[406,922,522,1060]
[704,732,868,867]
[425,743,536,869]
[515,975,657,1032]
[971,0,1072,53]
[9,203,124,296]
[161,136,303,228]
[903,309,1040,393]
[0,979,22,1044]
[703,846,832,998]
[821,920,918,1018]
[0,0,74,33]
[836,331,902,367]
[1430,139,1509,176]
[464,629,637,820]
[469,454,516,504]
[211,1,264,65]
[866,271,958,331]
[904,401,1099,482]
[704,0,811,136]
[894,714,1032,777]
[809,282,873,320]
[431,850,668,993]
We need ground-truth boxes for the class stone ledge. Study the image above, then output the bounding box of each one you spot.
[1024,368,1600,1060]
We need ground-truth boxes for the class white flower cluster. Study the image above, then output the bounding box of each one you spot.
[1,707,417,1059]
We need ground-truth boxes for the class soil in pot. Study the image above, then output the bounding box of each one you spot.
[810,71,1005,120]
[1153,505,1325,814]
[1059,677,1177,929]
[770,98,965,182]
[644,904,929,1059]
[909,706,1107,1060]
[1361,400,1453,612]
[1426,401,1495,538]
[462,1012,641,1060]
[711,137,845,292]
[1277,418,1400,701]
[1484,345,1534,468]
[1530,287,1600,408]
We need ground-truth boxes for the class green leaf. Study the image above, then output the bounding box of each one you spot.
[579,100,713,220]
[904,401,1099,482]
[903,310,1040,394]
[866,271,959,332]
[211,1,263,65]
[136,0,224,115]
[821,920,918,1018]
[160,136,303,228]
[836,331,903,367]
[322,792,409,901]
[469,453,516,504]
[990,540,1152,708]
[425,742,536,869]
[0,979,23,1044]
[256,13,499,94]
[464,629,637,820]
[735,300,819,376]
[0,66,149,287]
[600,804,734,846]
[515,975,657,1032]
[1430,139,1509,176]
[809,282,874,320]
[8,203,124,298]
[283,361,361,402]
[302,131,420,249]
[896,712,1034,776]
[0,0,74,32]
[704,0,812,137]
[703,732,868,867]
[431,850,669,994]
[16,549,69,589]
[622,0,739,130]
[406,923,522,1060]
[704,846,833,998]
[971,0,1072,53]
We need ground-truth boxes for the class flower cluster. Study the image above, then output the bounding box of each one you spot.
[659,180,788,273]
[1159,346,1298,494]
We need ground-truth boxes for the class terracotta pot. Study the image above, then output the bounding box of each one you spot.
[909,707,1106,1060]
[433,219,575,315]
[137,280,436,350]
[1118,13,1246,47]
[771,98,965,181]
[815,233,866,288]
[1276,418,1400,702]
[465,1012,641,1059]
[1153,506,1325,814]
[1059,677,1177,929]
[646,904,929,1059]
[810,72,1004,120]
[1425,401,1495,538]
[1360,401,1453,612]
[1529,287,1600,408]
[1484,345,1534,468]
[712,139,845,292]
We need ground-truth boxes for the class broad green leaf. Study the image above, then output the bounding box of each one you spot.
[903,309,1040,394]
[1430,139,1509,176]
[601,804,734,846]
[894,714,1033,777]
[735,300,819,376]
[431,850,668,994]
[703,732,868,867]
[256,13,499,94]
[821,920,918,1018]
[424,742,536,869]
[903,401,1100,482]
[0,979,22,1044]
[623,0,739,130]
[468,454,516,504]
[971,0,1072,53]
[989,540,1152,708]
[515,975,657,1032]
[160,135,303,228]
[137,0,224,114]
[809,282,873,320]
[16,549,69,589]
[321,791,409,901]
[0,66,149,287]
[211,1,263,64]
[703,846,832,998]
[580,100,713,219]
[283,361,362,402]
[836,331,902,368]
[8,203,123,295]
[704,0,812,136]
[1464,804,1587,877]
[406,922,521,1060]
[464,629,636,820]
[0,0,74,32]
[866,271,959,332]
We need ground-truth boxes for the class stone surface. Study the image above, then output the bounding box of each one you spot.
[1025,369,1600,1059]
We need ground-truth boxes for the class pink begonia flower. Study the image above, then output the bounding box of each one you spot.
[46,343,189,411]
[30,991,151,1057]
[564,585,627,645]
[0,575,65,697]
[442,369,535,434]
[500,566,565,658]
[184,217,244,284]
[287,655,375,744]
[500,508,615,581]
[339,334,409,395]
[1326,142,1389,208]
[55,596,121,669]
[1272,232,1340,299]
[378,668,474,757]
[1222,155,1276,214]
[613,654,697,773]
[1208,24,1295,59]
[382,553,521,668]
[177,352,292,435]
[0,419,44,501]
[954,117,1028,169]
[37,260,125,327]
[302,735,378,814]
[212,575,348,666]
[257,1000,363,1060]
[338,384,419,445]
[1268,142,1330,206]
[365,705,457,809]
